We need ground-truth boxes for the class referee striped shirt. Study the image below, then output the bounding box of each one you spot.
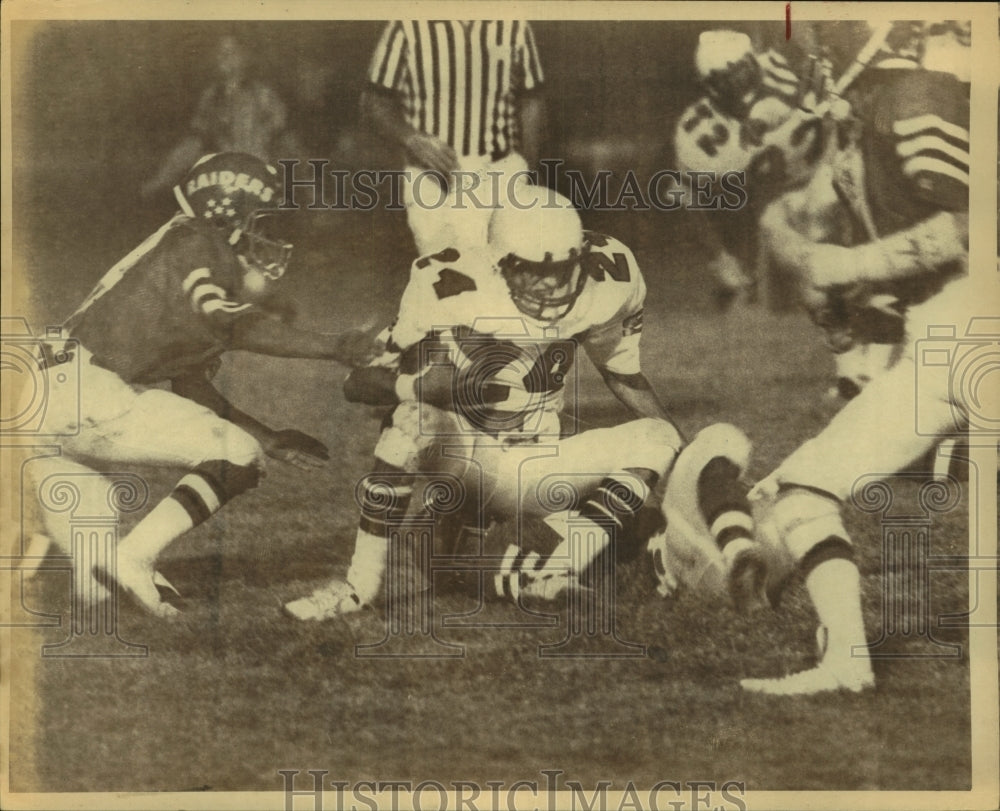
[368,20,544,160]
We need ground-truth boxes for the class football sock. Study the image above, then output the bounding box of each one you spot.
[573,472,653,581]
[116,498,196,567]
[118,465,250,566]
[350,462,414,603]
[697,457,755,561]
[800,537,869,669]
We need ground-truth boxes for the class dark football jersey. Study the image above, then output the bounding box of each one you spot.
[65,215,262,384]
[852,69,969,236]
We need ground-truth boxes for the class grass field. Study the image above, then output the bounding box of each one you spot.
[8,204,973,796]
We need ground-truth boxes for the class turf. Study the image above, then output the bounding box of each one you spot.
[7,205,973,794]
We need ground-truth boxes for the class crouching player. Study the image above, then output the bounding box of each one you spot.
[23,153,375,617]
[285,187,766,619]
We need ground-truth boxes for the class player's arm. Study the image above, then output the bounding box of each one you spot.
[226,314,381,367]
[171,369,329,470]
[514,21,546,169]
[599,367,676,425]
[763,205,967,289]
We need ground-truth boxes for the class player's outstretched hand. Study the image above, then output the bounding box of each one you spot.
[404,132,459,180]
[338,324,390,368]
[266,429,330,470]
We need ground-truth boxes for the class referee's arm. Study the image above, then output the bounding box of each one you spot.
[518,89,546,170]
[360,87,458,176]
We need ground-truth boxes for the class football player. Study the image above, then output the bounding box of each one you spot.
[761,21,970,401]
[284,187,765,620]
[674,29,830,308]
[23,152,375,617]
[740,25,973,693]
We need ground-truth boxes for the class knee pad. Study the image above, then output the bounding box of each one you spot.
[618,418,683,478]
[763,486,851,564]
[192,458,262,504]
[374,402,451,471]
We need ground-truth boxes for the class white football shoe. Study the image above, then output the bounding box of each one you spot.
[646,529,680,598]
[95,554,180,619]
[283,578,364,621]
[740,662,874,696]
[741,628,874,695]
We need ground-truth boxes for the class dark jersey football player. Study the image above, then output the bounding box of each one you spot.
[40,152,372,616]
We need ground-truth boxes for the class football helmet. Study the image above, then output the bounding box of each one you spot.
[488,187,586,321]
[695,30,761,117]
[174,152,292,280]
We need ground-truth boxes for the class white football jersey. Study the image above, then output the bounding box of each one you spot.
[675,50,822,191]
[389,231,646,419]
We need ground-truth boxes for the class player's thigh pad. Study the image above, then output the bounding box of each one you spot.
[67,388,263,469]
[491,419,678,516]
[769,358,944,502]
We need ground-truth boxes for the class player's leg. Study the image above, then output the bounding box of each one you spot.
[650,423,765,610]
[743,352,957,694]
[284,401,469,620]
[75,388,266,617]
[486,418,680,601]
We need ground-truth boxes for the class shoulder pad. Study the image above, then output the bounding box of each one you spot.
[581,232,640,286]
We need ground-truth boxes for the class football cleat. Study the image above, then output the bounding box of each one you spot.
[520,570,584,602]
[647,529,680,598]
[93,556,180,619]
[283,579,364,621]
[740,661,874,695]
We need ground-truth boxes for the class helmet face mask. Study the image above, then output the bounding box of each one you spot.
[704,52,762,117]
[175,152,292,281]
[498,248,587,322]
[238,211,293,281]
[488,186,587,323]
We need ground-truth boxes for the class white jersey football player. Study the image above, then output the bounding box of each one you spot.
[674,30,828,307]
[285,187,766,620]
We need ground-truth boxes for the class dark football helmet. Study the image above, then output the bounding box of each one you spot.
[174,152,292,280]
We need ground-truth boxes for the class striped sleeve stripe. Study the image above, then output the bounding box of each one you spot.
[900,156,969,186]
[895,134,970,169]
[520,21,544,89]
[893,114,969,144]
[202,298,253,315]
[190,283,229,311]
[182,267,212,294]
[369,21,407,88]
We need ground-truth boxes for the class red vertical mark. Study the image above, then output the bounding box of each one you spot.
[786,3,792,39]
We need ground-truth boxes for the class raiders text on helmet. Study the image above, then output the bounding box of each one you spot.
[174,152,292,280]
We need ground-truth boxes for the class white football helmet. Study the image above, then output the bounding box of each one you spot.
[488,186,586,321]
[694,30,760,116]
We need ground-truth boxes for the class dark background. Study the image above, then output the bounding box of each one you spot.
[11,19,797,324]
